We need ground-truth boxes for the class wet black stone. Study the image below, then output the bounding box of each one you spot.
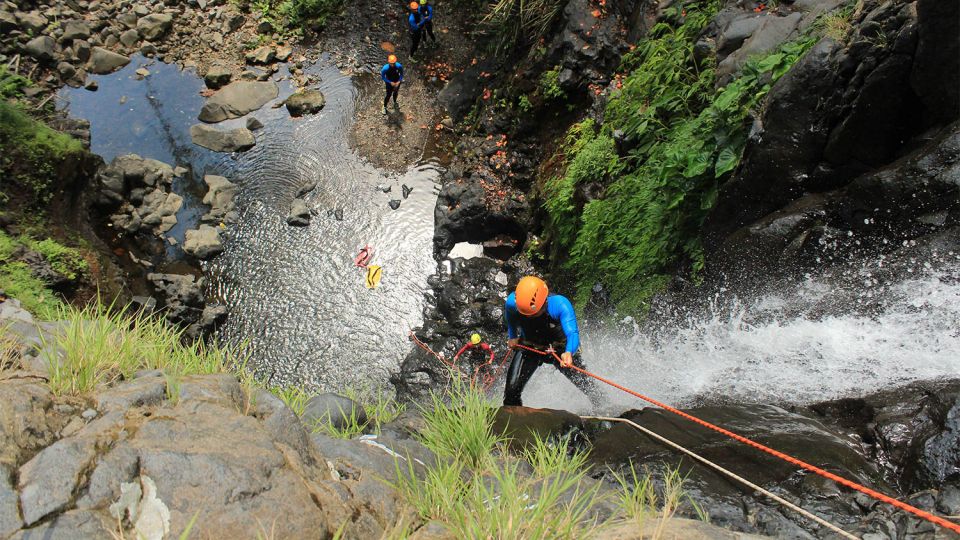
[388,200,400,210]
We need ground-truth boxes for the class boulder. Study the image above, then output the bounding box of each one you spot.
[198,81,279,123]
[146,273,204,326]
[18,432,106,524]
[136,13,173,41]
[245,45,275,65]
[15,11,48,34]
[201,175,237,225]
[0,11,17,33]
[189,124,256,153]
[61,20,91,41]
[119,28,140,48]
[284,89,326,117]
[24,36,57,63]
[203,65,232,90]
[302,394,367,431]
[286,199,311,226]
[246,117,263,130]
[87,47,130,74]
[182,225,223,259]
[0,468,20,537]
[717,13,803,82]
[8,510,113,540]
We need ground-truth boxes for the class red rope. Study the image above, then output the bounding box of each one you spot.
[514,343,960,534]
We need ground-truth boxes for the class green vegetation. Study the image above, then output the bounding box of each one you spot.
[273,383,406,439]
[542,1,820,313]
[386,373,697,537]
[483,0,568,53]
[819,3,855,42]
[0,100,85,206]
[540,67,566,101]
[249,0,340,35]
[42,302,244,396]
[0,230,88,319]
[612,464,705,533]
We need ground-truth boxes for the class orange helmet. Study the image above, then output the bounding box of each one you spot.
[387,54,398,64]
[515,276,548,316]
[409,1,419,9]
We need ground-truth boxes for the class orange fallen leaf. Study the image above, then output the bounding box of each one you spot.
[591,9,601,17]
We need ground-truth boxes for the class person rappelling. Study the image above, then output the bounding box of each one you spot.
[454,332,496,379]
[503,275,602,407]
[380,54,404,115]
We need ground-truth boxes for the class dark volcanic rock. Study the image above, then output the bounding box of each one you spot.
[433,178,527,259]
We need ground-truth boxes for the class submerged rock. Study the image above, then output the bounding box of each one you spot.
[198,81,279,123]
[200,175,238,225]
[189,124,255,153]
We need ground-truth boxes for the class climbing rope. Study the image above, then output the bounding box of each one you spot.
[407,332,509,391]
[515,343,960,535]
[583,415,858,539]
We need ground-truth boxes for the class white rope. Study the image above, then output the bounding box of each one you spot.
[582,415,860,540]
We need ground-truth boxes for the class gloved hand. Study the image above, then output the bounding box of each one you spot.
[559,352,573,368]
[507,338,519,349]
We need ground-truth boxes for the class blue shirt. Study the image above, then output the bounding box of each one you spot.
[420,4,433,21]
[381,62,404,83]
[504,293,580,354]
[408,12,424,31]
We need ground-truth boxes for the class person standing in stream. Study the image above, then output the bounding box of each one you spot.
[408,1,426,58]
[380,54,404,115]
[503,275,602,407]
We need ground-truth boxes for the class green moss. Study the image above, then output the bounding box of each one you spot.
[21,237,87,281]
[540,0,820,314]
[0,100,84,205]
[0,262,61,319]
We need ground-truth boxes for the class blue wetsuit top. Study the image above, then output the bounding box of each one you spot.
[504,292,580,354]
[408,12,424,31]
[419,4,433,21]
[381,63,404,83]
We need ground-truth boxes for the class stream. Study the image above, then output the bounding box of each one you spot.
[60,55,441,390]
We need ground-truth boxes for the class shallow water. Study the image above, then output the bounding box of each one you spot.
[61,55,441,390]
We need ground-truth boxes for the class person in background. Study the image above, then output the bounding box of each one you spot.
[408,1,425,58]
[503,275,602,407]
[380,54,404,115]
[418,0,437,45]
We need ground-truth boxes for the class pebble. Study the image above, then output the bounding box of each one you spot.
[81,408,98,420]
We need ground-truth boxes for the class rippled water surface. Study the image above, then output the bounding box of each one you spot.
[62,55,440,390]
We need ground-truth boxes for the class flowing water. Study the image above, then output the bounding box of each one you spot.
[522,246,960,413]
[61,55,441,390]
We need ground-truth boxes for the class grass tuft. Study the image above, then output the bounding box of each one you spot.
[611,463,702,535]
[417,374,502,468]
[42,302,244,396]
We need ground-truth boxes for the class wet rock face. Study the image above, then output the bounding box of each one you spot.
[433,170,528,260]
[704,0,959,255]
[394,257,515,402]
[710,123,959,278]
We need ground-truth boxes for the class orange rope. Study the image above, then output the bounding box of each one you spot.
[514,343,960,534]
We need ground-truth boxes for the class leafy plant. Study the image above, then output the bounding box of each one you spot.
[541,0,819,313]
[539,67,565,101]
